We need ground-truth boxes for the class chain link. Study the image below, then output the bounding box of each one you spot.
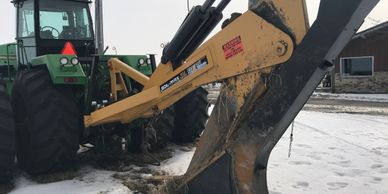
[288,120,295,158]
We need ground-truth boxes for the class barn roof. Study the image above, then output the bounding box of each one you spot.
[353,21,388,39]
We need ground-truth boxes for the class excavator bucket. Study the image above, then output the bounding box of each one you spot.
[162,0,379,193]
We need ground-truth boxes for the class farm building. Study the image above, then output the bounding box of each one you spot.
[328,21,388,94]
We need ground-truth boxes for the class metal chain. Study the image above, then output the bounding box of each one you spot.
[288,120,295,158]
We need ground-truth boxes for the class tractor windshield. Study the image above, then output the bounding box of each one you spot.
[39,0,93,40]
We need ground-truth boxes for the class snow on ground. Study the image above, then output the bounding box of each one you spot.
[9,168,130,194]
[312,92,388,103]
[7,108,388,194]
[304,103,388,115]
[7,147,198,194]
[268,111,388,194]
[156,147,195,176]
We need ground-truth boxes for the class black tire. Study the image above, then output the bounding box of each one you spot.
[0,80,15,183]
[12,68,80,175]
[151,106,175,150]
[173,87,209,143]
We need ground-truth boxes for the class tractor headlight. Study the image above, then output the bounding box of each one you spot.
[70,57,79,65]
[138,58,145,66]
[60,57,69,65]
[146,58,152,65]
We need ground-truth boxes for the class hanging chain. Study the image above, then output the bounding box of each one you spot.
[288,120,295,158]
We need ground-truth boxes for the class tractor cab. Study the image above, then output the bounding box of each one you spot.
[13,0,95,66]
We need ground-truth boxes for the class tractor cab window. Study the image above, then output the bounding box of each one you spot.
[39,0,92,40]
[18,1,35,37]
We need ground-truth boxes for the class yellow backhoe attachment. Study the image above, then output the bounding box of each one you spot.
[84,0,379,193]
[84,9,299,127]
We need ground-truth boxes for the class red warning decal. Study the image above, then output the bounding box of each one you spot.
[222,36,244,59]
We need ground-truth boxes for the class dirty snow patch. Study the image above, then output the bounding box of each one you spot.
[312,92,388,102]
[9,168,130,194]
[157,146,195,175]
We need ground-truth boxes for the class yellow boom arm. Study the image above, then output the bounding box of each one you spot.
[84,7,307,127]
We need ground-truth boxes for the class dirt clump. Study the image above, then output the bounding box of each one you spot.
[31,169,81,183]
[113,168,171,194]
[0,183,14,194]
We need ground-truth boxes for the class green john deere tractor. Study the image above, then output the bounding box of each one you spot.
[0,0,208,181]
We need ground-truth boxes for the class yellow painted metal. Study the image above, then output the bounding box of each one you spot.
[109,72,128,101]
[177,1,310,192]
[109,58,150,86]
[249,0,309,44]
[84,10,296,127]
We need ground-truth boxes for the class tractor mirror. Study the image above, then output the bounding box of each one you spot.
[63,13,68,21]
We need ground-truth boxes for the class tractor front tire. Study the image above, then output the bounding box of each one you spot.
[173,87,209,143]
[151,106,175,150]
[12,69,80,175]
[0,80,15,183]
[151,88,209,148]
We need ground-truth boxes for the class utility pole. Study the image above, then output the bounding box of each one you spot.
[95,0,104,55]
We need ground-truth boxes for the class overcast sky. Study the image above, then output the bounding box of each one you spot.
[1,0,387,57]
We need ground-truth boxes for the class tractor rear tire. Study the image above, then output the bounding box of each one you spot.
[172,87,209,143]
[12,69,80,175]
[0,80,15,183]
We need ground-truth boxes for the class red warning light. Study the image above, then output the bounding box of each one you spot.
[61,42,77,55]
[64,77,78,83]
